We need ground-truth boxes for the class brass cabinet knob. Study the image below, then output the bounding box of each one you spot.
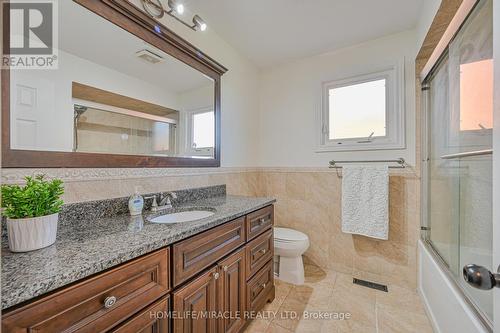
[213,272,220,280]
[104,296,117,309]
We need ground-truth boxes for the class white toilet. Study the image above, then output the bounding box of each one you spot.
[273,227,310,285]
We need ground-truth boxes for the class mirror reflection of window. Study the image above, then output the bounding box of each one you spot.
[192,111,214,149]
[184,109,214,157]
[446,0,492,150]
[459,59,493,132]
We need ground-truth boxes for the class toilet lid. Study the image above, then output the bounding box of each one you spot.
[274,227,308,242]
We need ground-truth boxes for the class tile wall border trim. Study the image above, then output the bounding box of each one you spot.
[2,166,417,184]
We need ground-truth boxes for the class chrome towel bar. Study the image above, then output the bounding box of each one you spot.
[329,158,406,169]
[440,149,492,160]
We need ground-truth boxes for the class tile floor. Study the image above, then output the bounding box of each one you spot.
[244,259,433,333]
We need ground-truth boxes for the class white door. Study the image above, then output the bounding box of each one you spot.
[10,72,55,150]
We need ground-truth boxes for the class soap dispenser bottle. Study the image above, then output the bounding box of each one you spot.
[128,187,144,216]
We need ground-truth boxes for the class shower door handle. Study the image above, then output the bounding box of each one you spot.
[463,264,500,290]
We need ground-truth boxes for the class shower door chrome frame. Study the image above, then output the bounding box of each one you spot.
[421,78,493,333]
[419,0,493,331]
[492,0,500,330]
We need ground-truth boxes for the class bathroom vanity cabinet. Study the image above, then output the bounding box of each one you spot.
[2,205,275,333]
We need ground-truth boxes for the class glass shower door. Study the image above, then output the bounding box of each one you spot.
[425,0,493,325]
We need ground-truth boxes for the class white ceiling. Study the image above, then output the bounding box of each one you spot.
[59,1,212,94]
[187,0,424,67]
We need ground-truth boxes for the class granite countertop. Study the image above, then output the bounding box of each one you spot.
[1,191,275,309]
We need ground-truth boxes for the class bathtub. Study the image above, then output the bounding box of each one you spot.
[418,240,491,333]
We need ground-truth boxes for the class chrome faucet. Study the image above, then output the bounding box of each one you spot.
[158,192,177,209]
[145,191,177,213]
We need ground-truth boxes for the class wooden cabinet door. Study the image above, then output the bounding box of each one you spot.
[218,248,246,333]
[110,296,170,333]
[173,267,218,333]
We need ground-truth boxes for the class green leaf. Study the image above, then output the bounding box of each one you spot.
[1,175,64,219]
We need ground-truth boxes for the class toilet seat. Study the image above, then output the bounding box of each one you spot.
[274,227,308,242]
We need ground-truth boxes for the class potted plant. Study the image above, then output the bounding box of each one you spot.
[1,175,64,252]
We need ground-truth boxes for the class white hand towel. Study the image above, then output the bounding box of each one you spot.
[341,165,389,240]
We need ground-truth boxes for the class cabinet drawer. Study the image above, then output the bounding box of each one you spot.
[173,218,246,287]
[245,229,273,279]
[246,260,274,312]
[2,248,170,333]
[110,295,170,333]
[246,206,274,241]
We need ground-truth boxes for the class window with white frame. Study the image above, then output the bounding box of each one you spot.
[186,108,215,156]
[318,65,405,151]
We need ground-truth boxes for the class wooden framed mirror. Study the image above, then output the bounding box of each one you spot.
[1,0,227,168]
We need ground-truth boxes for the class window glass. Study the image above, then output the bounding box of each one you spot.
[329,79,386,140]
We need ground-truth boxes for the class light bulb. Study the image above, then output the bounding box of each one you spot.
[200,22,207,31]
[168,0,184,14]
[176,3,184,14]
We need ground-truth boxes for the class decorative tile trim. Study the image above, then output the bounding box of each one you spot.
[1,167,260,184]
[1,165,418,184]
[258,166,418,177]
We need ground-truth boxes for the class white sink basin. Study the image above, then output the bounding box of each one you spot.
[149,210,215,224]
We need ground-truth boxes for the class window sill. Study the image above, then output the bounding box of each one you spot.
[315,142,406,152]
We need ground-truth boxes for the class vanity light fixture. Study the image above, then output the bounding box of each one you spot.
[167,0,184,15]
[141,0,207,32]
[141,0,164,18]
[192,15,207,31]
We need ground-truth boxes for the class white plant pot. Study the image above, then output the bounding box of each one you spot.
[6,213,58,252]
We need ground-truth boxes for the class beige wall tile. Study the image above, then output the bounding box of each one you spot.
[265,171,420,289]
[285,173,308,200]
[9,167,420,289]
